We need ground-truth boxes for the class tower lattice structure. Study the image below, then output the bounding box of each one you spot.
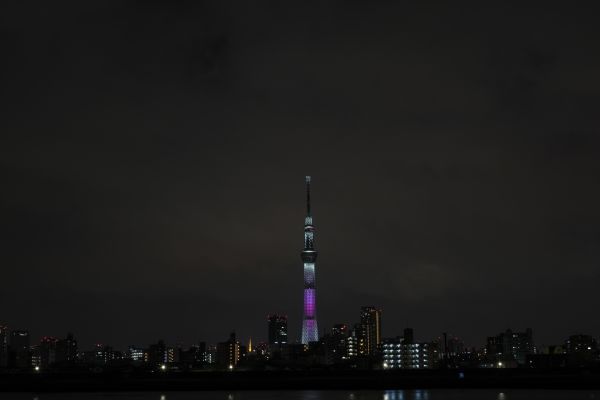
[301,176,319,344]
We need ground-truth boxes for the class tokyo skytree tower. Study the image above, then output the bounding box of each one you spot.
[301,176,319,344]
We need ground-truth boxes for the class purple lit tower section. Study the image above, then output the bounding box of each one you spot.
[301,176,319,344]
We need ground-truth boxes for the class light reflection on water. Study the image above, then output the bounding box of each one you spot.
[384,390,429,400]
[9,390,600,400]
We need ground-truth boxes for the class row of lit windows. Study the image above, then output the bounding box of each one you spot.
[384,356,429,360]
[384,351,423,353]
[385,363,430,368]
[386,359,429,365]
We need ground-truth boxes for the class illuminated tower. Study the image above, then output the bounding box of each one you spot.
[301,176,319,344]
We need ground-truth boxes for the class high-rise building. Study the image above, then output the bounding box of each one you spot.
[9,330,30,369]
[198,342,209,364]
[238,343,247,361]
[81,344,117,364]
[254,342,269,358]
[382,337,401,368]
[39,336,58,369]
[301,176,319,344]
[178,342,209,365]
[55,333,78,364]
[147,340,167,366]
[268,314,288,345]
[383,338,439,369]
[359,306,382,356]
[565,334,598,354]
[31,345,41,369]
[486,328,535,366]
[0,325,8,368]
[216,332,240,369]
[347,325,359,359]
[439,333,465,368]
[565,334,598,367]
[166,347,177,363]
[127,346,146,363]
[329,324,350,362]
[382,329,440,369]
[206,344,217,365]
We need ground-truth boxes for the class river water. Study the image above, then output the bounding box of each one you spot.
[2,391,599,400]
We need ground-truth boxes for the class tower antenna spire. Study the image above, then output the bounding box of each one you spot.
[306,175,311,216]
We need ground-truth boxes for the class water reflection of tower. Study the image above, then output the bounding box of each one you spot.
[301,176,319,344]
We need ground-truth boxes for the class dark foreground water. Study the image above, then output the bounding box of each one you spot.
[2,391,600,400]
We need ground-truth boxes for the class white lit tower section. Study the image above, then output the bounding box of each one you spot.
[301,175,319,344]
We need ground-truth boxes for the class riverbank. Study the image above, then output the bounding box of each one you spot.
[2,369,600,392]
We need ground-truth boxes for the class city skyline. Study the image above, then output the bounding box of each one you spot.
[2,173,597,349]
[3,305,600,373]
[2,1,600,351]
[0,172,598,349]
[0,300,594,354]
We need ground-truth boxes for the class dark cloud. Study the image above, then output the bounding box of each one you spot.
[1,1,600,349]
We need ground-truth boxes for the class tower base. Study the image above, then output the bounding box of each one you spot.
[301,319,319,344]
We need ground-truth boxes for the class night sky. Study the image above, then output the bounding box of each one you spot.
[2,1,600,350]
